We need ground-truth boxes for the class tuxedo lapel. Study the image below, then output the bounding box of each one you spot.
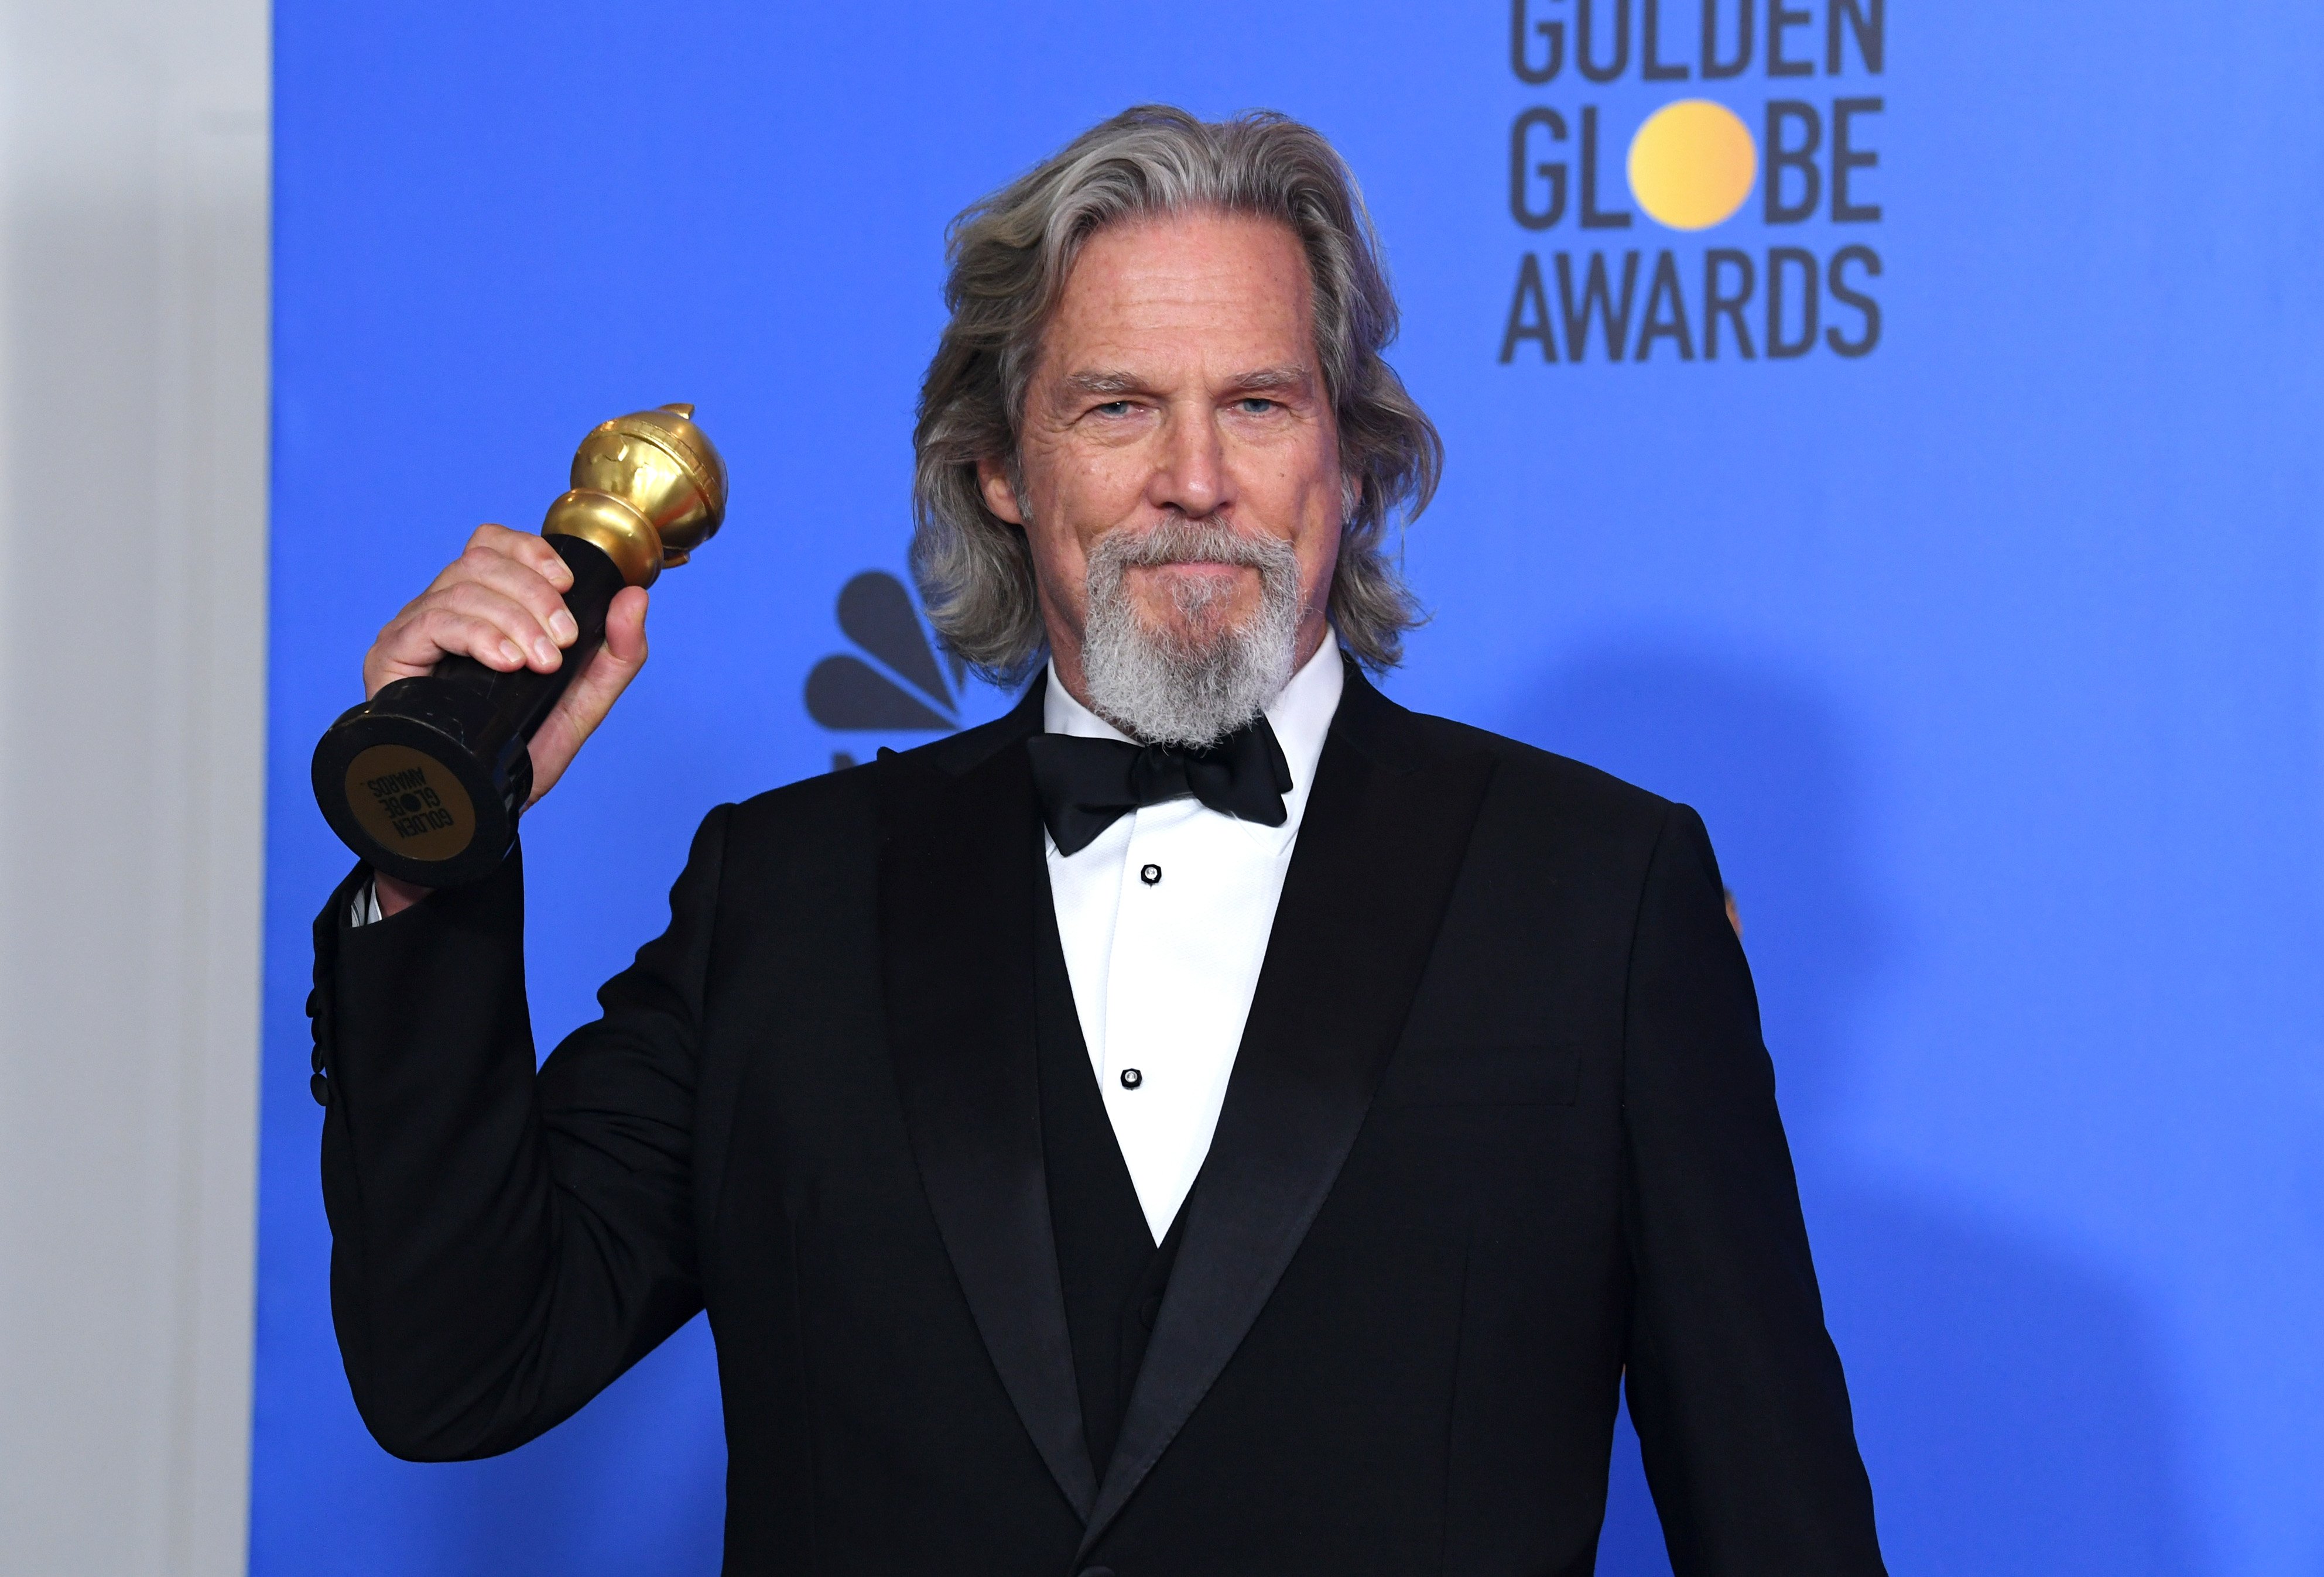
[879,684,1098,1523]
[1079,666,1497,1555]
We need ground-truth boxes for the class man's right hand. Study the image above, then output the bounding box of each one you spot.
[361,524,651,916]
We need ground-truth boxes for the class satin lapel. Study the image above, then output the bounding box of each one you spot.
[879,687,1098,1523]
[1079,668,1497,1555]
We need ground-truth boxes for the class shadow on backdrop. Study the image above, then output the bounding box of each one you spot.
[1507,643,2198,1577]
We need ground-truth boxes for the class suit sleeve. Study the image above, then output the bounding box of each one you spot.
[310,804,733,1461]
[1619,801,1885,1574]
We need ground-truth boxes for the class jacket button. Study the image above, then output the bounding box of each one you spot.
[310,1071,331,1107]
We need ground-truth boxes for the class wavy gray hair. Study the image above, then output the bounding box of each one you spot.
[911,105,1443,685]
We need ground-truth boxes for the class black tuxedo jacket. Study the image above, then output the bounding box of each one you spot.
[311,663,1884,1575]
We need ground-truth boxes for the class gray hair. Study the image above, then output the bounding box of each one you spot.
[910,105,1443,685]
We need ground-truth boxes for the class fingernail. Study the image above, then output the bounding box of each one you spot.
[499,640,525,666]
[550,610,578,644]
[533,639,558,667]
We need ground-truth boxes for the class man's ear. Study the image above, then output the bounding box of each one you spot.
[976,457,1027,526]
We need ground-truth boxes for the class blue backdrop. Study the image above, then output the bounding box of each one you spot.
[257,5,2324,1573]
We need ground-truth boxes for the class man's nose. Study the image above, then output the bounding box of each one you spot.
[1146,405,1230,518]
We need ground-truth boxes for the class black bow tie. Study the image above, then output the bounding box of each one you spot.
[1025,718,1293,856]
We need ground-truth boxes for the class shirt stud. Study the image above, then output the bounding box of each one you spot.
[1120,1068,1144,1089]
[1139,863,1162,886]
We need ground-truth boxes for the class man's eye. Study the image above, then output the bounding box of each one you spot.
[1093,400,1134,417]
[1238,397,1278,414]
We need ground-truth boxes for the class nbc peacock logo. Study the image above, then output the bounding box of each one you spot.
[806,571,966,770]
[1498,0,1886,365]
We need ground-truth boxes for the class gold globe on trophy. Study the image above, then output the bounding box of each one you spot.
[311,404,728,887]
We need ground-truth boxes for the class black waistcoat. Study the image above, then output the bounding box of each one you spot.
[1032,880,1188,1480]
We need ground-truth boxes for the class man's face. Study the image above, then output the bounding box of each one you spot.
[978,210,1343,703]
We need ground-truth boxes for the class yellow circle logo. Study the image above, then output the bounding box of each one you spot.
[1627,100,1757,231]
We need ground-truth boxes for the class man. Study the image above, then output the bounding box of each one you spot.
[313,107,1885,1573]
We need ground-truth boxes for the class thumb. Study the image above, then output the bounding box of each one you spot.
[600,584,649,667]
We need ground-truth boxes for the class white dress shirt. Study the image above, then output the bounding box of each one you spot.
[1042,638,1343,1243]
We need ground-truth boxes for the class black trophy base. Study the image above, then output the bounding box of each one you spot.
[312,678,535,889]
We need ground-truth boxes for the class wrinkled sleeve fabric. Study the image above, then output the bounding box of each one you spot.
[312,804,732,1461]
[1620,801,1885,1574]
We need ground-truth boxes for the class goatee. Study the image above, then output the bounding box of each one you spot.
[1080,516,1306,749]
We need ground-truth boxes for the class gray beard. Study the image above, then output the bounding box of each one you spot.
[1080,516,1306,749]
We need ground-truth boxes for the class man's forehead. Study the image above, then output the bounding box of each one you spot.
[1064,211,1309,300]
[1039,212,1317,386]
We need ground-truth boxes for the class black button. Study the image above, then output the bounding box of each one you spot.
[1138,1291,1162,1330]
[310,1071,331,1107]
[304,988,319,1017]
[1120,1068,1143,1089]
[1139,863,1161,886]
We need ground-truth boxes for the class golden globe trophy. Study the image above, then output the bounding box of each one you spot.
[312,404,728,888]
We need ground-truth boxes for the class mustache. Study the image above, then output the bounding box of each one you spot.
[1091,516,1293,572]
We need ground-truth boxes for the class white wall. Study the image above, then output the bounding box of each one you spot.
[0,3,269,1573]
